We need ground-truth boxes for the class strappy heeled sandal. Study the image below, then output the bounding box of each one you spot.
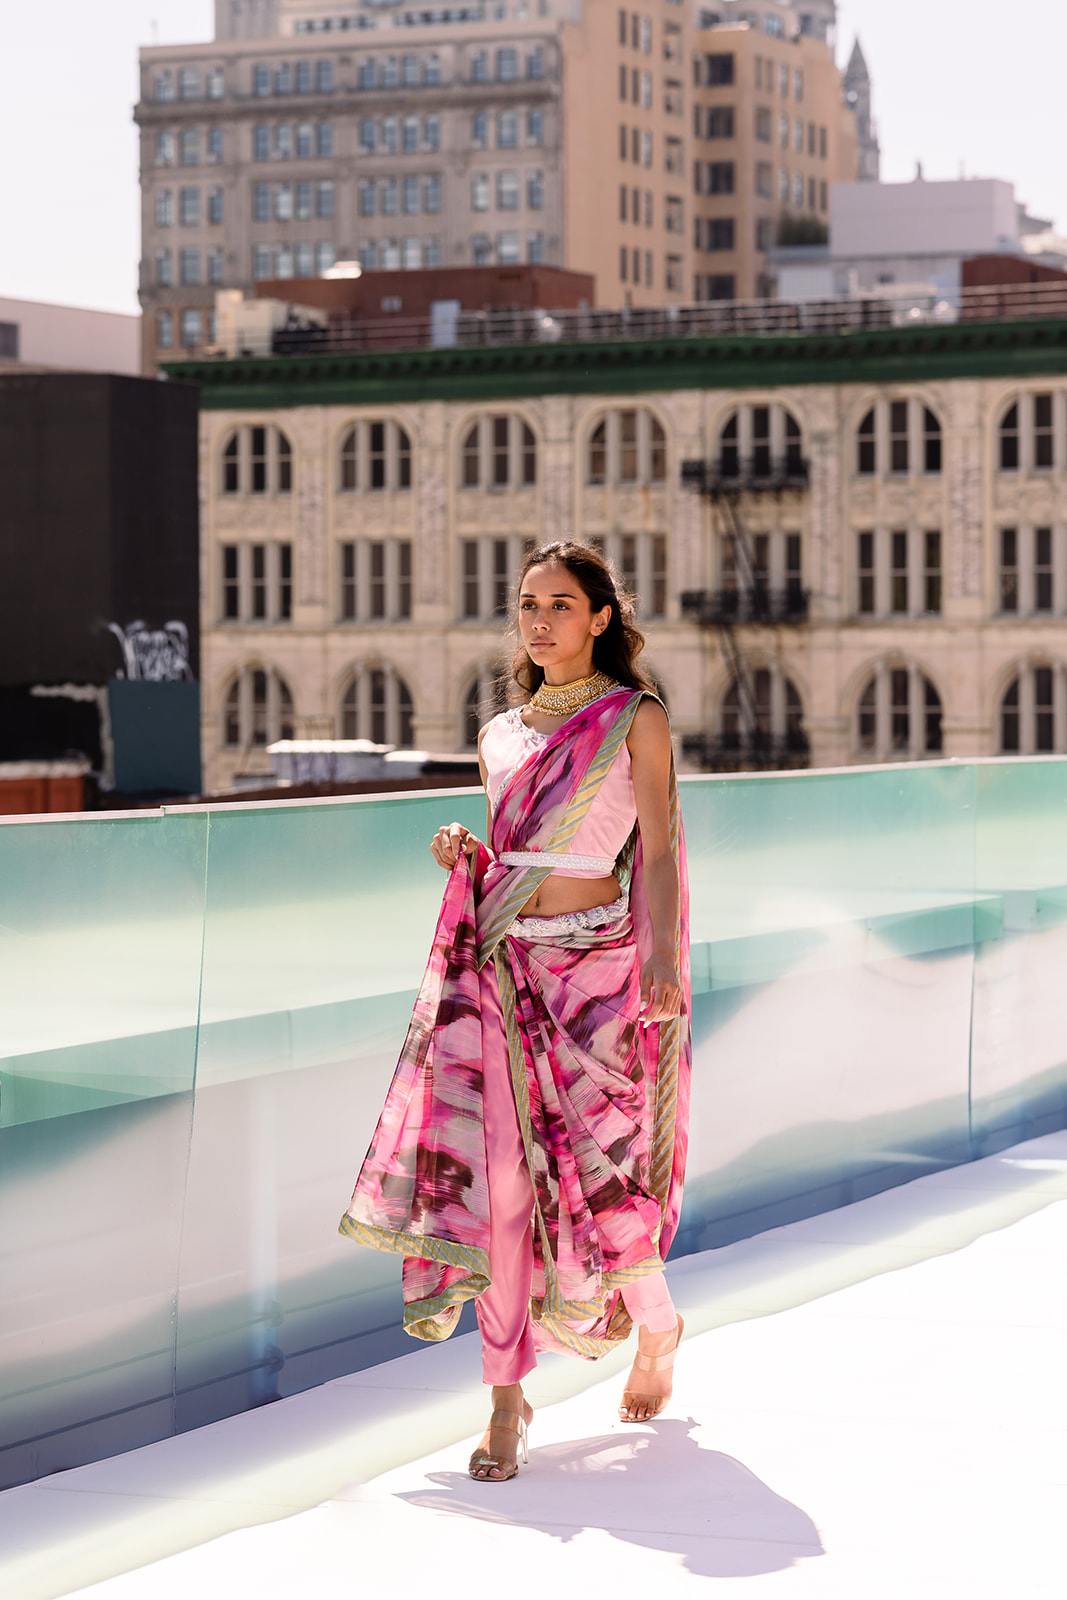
[618,1314,684,1423]
[468,1407,531,1483]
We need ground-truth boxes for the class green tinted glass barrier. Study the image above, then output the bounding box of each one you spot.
[2,761,1066,1489]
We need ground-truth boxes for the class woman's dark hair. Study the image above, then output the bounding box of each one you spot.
[505,540,656,700]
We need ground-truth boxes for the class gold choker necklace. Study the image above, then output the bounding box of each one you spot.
[529,671,619,718]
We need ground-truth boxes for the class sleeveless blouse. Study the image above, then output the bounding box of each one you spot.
[481,705,637,879]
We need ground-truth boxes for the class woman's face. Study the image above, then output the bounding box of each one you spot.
[517,562,612,682]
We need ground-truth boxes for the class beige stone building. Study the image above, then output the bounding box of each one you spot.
[136,0,860,371]
[174,315,1067,792]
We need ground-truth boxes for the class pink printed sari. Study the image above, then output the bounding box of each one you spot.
[340,689,691,1358]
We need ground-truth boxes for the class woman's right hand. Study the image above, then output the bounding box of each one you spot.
[430,823,478,871]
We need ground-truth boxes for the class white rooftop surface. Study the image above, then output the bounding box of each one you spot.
[4,1131,1065,1600]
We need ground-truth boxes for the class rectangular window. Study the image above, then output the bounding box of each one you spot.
[296,60,312,94]
[155,248,172,285]
[251,544,267,618]
[620,244,628,282]
[317,179,334,219]
[275,63,292,95]
[527,232,545,264]
[359,180,376,216]
[252,244,271,278]
[527,109,544,146]
[207,246,224,285]
[463,539,480,618]
[156,189,173,227]
[401,53,419,87]
[423,174,442,213]
[786,534,802,603]
[179,67,200,101]
[858,531,875,614]
[704,53,734,85]
[755,105,772,142]
[498,111,519,149]
[424,53,440,86]
[359,57,376,90]
[424,115,441,150]
[316,242,335,274]
[708,218,735,250]
[402,174,419,214]
[274,183,293,220]
[497,47,518,82]
[223,546,239,619]
[341,542,357,620]
[1035,526,1054,612]
[1034,394,1054,469]
[706,271,733,299]
[398,541,413,619]
[381,117,398,154]
[253,182,270,221]
[620,410,638,482]
[360,119,375,152]
[274,124,292,159]
[891,530,909,614]
[294,241,314,276]
[380,177,398,215]
[708,161,735,194]
[279,544,292,621]
[707,106,735,138]
[317,59,333,92]
[402,115,418,153]
[890,400,909,473]
[891,668,910,751]
[253,64,270,97]
[179,188,200,226]
[207,186,224,224]
[473,110,488,148]
[651,535,667,618]
[527,46,544,80]
[381,56,398,89]
[254,124,270,161]
[755,162,772,198]
[296,180,312,220]
[491,539,509,615]
[317,121,333,157]
[528,171,544,210]
[619,63,627,101]
[496,170,519,210]
[154,71,174,102]
[156,131,175,166]
[819,125,828,159]
[924,531,942,614]
[924,408,942,473]
[470,49,488,83]
[369,542,386,619]
[471,172,489,211]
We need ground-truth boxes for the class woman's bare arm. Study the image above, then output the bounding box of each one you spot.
[628,698,682,1024]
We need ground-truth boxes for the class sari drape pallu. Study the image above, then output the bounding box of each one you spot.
[340,689,691,1359]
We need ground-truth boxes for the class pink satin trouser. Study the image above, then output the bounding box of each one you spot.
[475,959,678,1386]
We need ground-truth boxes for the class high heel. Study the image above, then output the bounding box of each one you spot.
[618,1314,684,1423]
[468,1407,531,1482]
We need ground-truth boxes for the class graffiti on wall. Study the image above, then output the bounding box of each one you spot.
[108,620,193,682]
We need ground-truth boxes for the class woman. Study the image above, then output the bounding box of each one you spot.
[340,541,691,1483]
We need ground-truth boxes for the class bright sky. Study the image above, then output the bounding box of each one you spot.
[3,0,1063,315]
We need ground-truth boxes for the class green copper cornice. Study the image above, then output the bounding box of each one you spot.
[165,317,1067,409]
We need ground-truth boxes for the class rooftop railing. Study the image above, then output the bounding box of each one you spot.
[199,278,1067,363]
[3,758,1067,1489]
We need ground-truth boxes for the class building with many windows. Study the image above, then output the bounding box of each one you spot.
[171,310,1067,791]
[136,0,863,371]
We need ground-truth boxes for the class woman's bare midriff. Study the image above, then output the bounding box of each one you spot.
[516,871,621,919]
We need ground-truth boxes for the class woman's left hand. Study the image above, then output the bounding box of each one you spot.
[639,953,682,1026]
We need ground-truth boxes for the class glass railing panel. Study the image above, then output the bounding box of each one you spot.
[678,763,977,1251]
[0,809,208,1490]
[972,759,1067,1150]
[174,791,485,1430]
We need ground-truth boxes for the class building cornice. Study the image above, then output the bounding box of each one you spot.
[165,318,1067,410]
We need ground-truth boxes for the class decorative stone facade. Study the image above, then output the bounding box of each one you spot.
[193,327,1067,792]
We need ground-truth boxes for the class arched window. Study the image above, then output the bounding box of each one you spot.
[855,663,942,761]
[462,663,508,749]
[999,663,1067,754]
[338,419,412,492]
[339,666,414,746]
[998,393,1063,474]
[221,425,293,495]
[716,404,804,483]
[460,414,536,489]
[585,408,667,487]
[854,400,943,479]
[719,664,807,765]
[222,667,294,748]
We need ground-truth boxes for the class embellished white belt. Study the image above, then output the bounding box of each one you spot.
[506,892,630,941]
[496,849,616,874]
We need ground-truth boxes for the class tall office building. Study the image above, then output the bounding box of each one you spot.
[136,0,863,370]
[692,0,856,301]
